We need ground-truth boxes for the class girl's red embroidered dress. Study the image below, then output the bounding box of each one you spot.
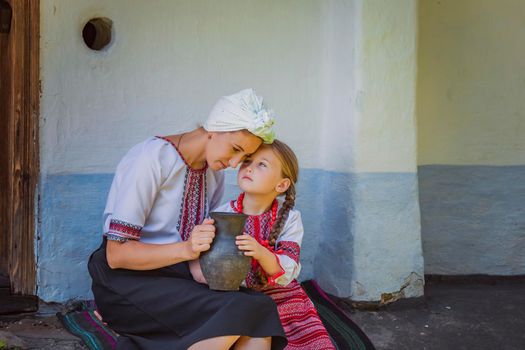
[215,195,335,350]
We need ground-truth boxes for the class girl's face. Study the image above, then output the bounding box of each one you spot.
[206,130,262,171]
[237,145,290,196]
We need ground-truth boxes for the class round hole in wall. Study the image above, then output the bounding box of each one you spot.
[82,17,112,51]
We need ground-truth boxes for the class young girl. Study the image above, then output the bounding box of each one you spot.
[191,140,335,350]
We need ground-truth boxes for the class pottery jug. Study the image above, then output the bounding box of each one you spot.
[200,212,250,291]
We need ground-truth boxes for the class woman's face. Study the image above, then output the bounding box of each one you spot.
[206,130,262,171]
[237,145,290,196]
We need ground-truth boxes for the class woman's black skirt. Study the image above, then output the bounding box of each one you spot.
[88,241,287,350]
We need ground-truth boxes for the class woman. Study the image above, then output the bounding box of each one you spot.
[88,89,287,350]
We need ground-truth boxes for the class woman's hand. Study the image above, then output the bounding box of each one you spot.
[188,259,207,284]
[186,218,216,259]
[235,233,265,260]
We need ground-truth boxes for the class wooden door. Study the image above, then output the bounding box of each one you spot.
[0,0,39,304]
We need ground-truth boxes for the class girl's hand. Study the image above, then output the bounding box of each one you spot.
[188,259,207,284]
[236,233,265,260]
[186,218,215,259]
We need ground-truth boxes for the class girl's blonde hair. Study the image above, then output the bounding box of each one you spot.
[267,139,299,247]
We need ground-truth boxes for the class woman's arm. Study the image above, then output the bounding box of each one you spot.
[106,240,194,270]
[107,219,216,270]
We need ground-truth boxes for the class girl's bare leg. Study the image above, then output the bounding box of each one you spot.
[188,335,240,350]
[233,336,271,350]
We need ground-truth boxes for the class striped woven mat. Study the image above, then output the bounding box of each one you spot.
[58,280,375,350]
[301,280,376,350]
[57,300,117,350]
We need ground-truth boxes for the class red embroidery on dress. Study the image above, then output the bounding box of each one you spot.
[275,241,301,264]
[108,219,142,239]
[156,136,209,242]
[177,167,208,241]
[263,281,335,349]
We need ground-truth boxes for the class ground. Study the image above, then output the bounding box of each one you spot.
[0,302,86,349]
[0,280,524,349]
[346,279,525,350]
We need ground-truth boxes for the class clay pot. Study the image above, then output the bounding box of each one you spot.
[200,212,250,291]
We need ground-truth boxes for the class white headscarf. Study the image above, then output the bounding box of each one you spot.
[203,88,276,144]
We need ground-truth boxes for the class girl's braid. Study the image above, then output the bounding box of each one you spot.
[268,185,296,247]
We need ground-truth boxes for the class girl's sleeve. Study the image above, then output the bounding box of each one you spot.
[104,140,175,242]
[267,210,303,287]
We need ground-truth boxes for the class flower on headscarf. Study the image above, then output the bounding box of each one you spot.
[252,108,276,143]
[236,89,276,143]
[204,88,277,143]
